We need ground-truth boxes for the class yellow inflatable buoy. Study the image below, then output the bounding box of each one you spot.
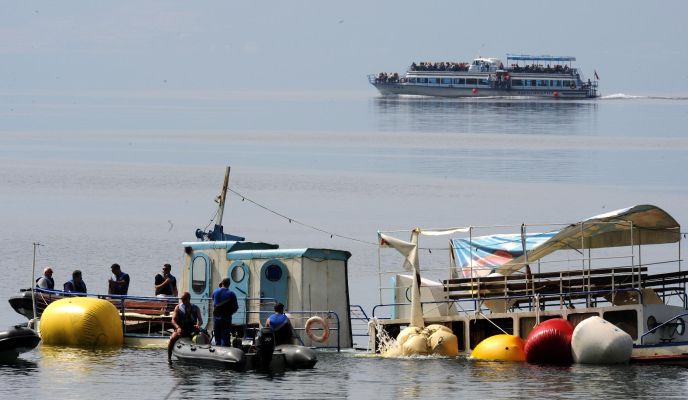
[40,297,123,347]
[470,334,525,362]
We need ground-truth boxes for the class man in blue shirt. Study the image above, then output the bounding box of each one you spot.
[154,263,178,297]
[211,278,238,347]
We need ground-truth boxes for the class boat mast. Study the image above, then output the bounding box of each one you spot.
[216,166,231,226]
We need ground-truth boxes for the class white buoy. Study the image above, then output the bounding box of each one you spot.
[571,316,633,364]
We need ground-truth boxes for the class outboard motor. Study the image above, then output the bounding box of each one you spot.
[255,327,275,371]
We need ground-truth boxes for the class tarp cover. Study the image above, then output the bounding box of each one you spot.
[451,205,680,277]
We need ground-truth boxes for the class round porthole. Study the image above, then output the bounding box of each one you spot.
[647,316,657,329]
[265,264,282,282]
[231,264,245,283]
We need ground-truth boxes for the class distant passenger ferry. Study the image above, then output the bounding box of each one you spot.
[369,54,599,99]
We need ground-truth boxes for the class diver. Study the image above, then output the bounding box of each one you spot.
[168,291,204,361]
[265,302,295,346]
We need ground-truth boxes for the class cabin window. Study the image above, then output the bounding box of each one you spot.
[555,80,562,87]
[420,78,428,84]
[470,318,514,349]
[512,79,523,86]
[191,256,208,294]
[466,78,477,85]
[478,79,489,86]
[441,78,451,84]
[428,78,439,84]
[264,264,283,282]
[550,80,555,87]
[567,312,599,328]
[604,310,638,339]
[451,321,466,351]
[519,315,562,339]
[231,263,246,283]
[539,80,548,87]
[409,78,417,83]
[530,79,537,87]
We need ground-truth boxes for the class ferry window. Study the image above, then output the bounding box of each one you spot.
[555,80,562,87]
[530,79,537,87]
[466,78,477,85]
[410,78,416,83]
[420,78,428,84]
[550,80,555,86]
[512,79,523,86]
[191,256,207,294]
[478,79,489,86]
[539,80,548,87]
[428,78,438,84]
[441,78,451,84]
[603,310,638,339]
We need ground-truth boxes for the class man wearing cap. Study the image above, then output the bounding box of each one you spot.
[211,278,238,346]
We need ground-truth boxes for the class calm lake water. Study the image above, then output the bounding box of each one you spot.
[1,92,688,398]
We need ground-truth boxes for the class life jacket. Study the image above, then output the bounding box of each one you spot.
[268,313,293,345]
[268,313,289,331]
[178,303,199,331]
[36,276,54,290]
[64,279,87,293]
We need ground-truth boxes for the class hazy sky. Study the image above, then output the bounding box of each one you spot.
[1,1,687,96]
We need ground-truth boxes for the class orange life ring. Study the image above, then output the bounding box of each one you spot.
[305,316,330,343]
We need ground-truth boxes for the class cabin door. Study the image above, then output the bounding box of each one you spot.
[227,261,250,326]
[259,260,288,320]
[188,253,212,327]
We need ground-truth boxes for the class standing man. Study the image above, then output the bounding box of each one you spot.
[211,278,238,347]
[108,263,130,295]
[36,267,55,290]
[168,291,204,362]
[154,263,178,297]
[63,270,87,294]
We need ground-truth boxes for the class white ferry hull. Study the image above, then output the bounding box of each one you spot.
[373,82,594,99]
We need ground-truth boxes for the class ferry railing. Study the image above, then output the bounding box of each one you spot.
[640,311,688,345]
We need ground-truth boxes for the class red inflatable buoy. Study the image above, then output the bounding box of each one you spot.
[553,91,559,97]
[471,88,478,94]
[524,318,574,364]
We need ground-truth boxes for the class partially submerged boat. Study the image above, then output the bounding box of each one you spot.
[8,167,353,353]
[371,205,688,364]
[370,54,599,98]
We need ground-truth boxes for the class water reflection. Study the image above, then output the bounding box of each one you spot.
[372,97,598,135]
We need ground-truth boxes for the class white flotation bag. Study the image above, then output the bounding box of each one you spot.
[571,316,633,364]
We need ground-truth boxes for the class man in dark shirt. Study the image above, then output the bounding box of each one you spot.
[108,263,130,295]
[154,263,178,297]
[63,270,87,294]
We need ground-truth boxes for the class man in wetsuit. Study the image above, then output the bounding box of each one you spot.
[168,291,204,361]
[211,278,238,347]
[265,302,294,346]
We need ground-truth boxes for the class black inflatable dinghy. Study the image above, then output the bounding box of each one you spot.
[0,325,40,360]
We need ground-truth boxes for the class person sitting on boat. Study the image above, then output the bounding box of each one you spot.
[63,269,87,294]
[108,263,130,296]
[211,278,238,347]
[36,267,55,290]
[154,263,178,298]
[168,291,204,361]
[265,302,294,346]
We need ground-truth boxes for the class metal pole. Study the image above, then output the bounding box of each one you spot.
[31,242,41,327]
